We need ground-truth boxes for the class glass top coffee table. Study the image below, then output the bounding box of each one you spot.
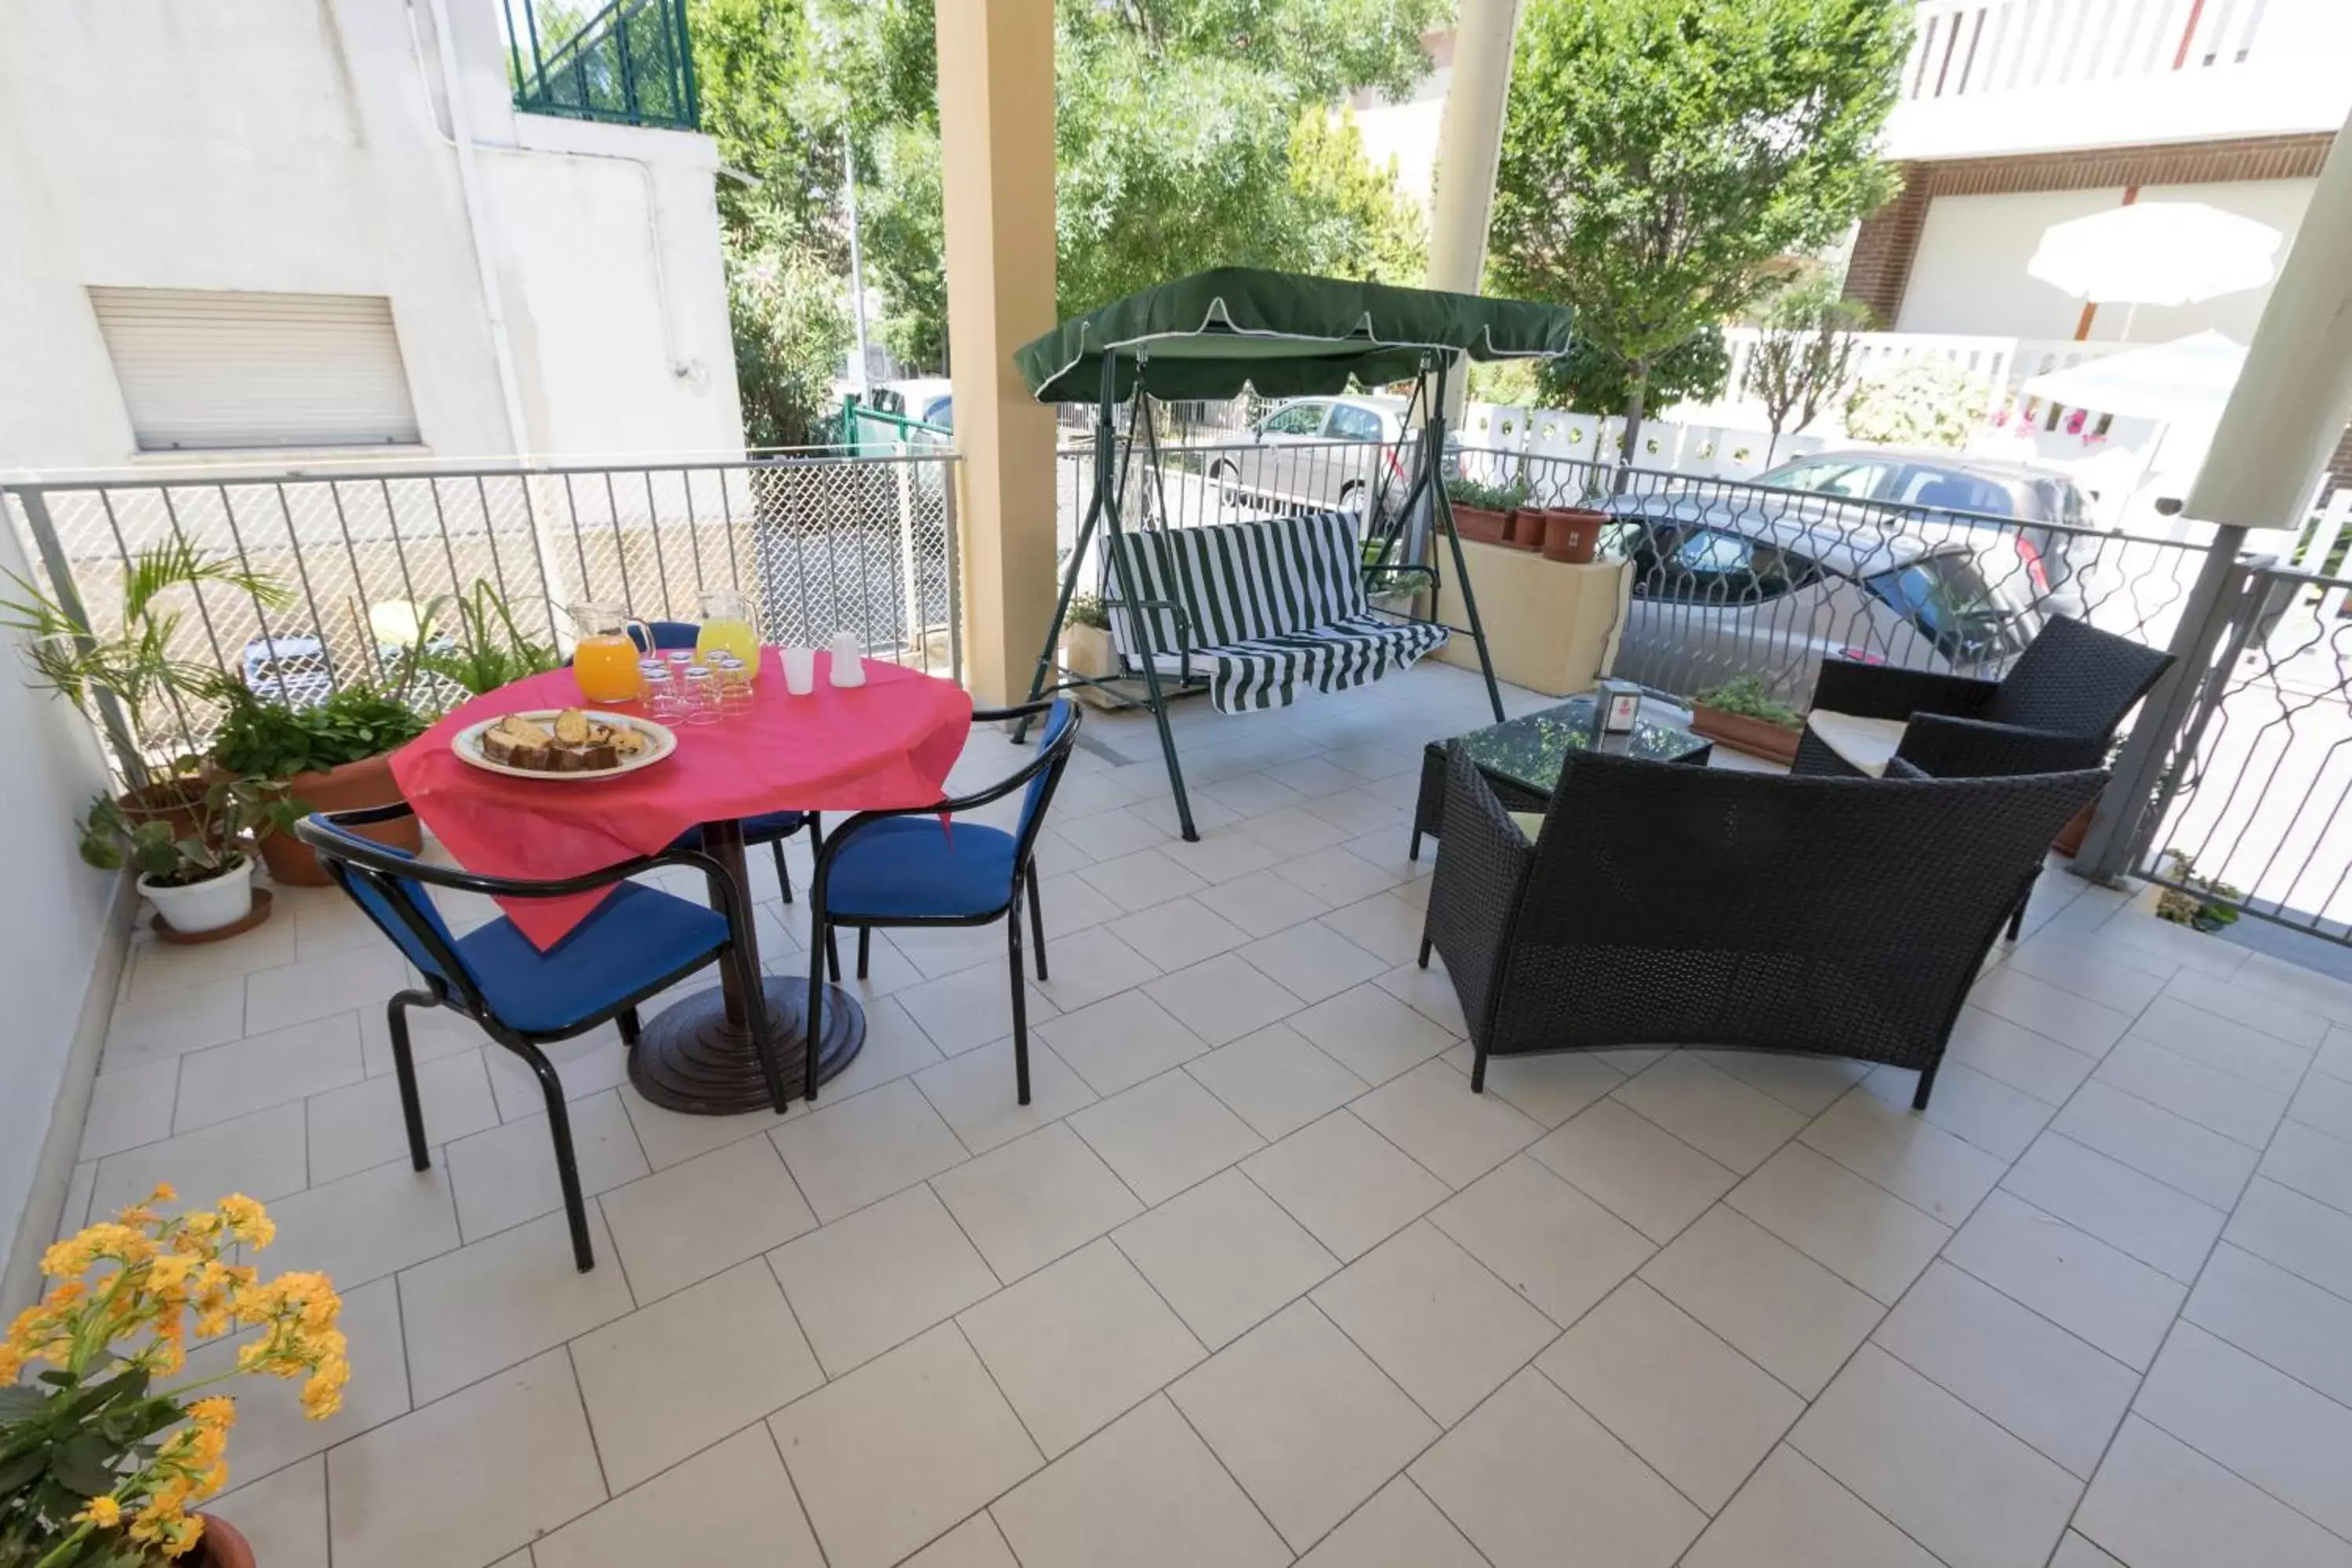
[1410,695,1713,859]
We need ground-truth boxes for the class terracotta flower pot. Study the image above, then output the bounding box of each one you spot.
[254,751,419,887]
[2051,794,2096,857]
[1690,705,1803,764]
[1539,507,1607,564]
[1450,503,1510,546]
[191,1513,256,1568]
[1503,507,1548,549]
[118,776,207,842]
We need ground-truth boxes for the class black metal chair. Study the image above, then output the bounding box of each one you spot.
[1419,746,2106,1109]
[1794,615,2173,937]
[296,804,786,1271]
[805,699,1083,1105]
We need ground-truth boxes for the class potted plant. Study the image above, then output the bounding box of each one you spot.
[1442,476,1530,547]
[410,580,564,698]
[1690,675,1806,764]
[0,1185,348,1566]
[209,684,429,887]
[1530,506,1608,564]
[2154,851,2243,933]
[79,771,287,937]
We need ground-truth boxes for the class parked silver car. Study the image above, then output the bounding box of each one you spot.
[1196,396,1416,520]
[1597,498,2045,702]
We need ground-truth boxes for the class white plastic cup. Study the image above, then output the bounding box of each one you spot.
[828,630,866,687]
[782,646,817,695]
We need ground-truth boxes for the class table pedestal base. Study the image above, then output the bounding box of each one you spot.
[629,978,866,1115]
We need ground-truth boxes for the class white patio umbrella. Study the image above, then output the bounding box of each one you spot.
[2028,202,2283,339]
[2017,331,2246,423]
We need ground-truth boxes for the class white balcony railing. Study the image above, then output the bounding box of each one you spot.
[1886,0,2352,160]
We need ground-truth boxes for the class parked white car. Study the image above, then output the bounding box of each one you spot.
[1193,396,1417,520]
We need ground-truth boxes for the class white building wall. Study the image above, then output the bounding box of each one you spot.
[1896,179,2318,342]
[0,0,742,475]
[0,525,122,1300]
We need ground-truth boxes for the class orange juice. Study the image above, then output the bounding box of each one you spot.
[573,633,643,703]
[695,616,760,678]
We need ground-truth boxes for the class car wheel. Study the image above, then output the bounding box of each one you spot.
[1338,480,1367,519]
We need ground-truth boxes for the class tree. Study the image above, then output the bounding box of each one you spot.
[1540,328,1730,437]
[1489,0,1911,471]
[728,214,851,450]
[1748,276,1870,463]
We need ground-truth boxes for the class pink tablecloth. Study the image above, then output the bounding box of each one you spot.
[391,649,973,949]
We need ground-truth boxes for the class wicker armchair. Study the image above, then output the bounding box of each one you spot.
[1792,615,2175,782]
[1420,746,2106,1108]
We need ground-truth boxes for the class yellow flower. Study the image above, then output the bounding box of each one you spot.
[74,1495,122,1529]
[189,1396,237,1431]
[301,1353,350,1419]
[150,1181,177,1205]
[147,1252,195,1290]
[216,1194,274,1250]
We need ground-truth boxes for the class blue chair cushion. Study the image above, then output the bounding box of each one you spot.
[824,818,1017,920]
[668,811,808,854]
[457,883,730,1035]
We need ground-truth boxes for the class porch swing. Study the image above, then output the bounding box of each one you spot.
[1011,267,1576,840]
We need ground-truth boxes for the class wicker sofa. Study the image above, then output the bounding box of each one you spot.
[1420,746,2107,1109]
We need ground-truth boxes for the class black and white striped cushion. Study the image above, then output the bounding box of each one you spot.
[1104,511,1448,714]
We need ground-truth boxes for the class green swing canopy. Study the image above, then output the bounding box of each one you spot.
[1014,267,1575,404]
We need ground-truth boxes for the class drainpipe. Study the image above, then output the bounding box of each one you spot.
[416,0,575,631]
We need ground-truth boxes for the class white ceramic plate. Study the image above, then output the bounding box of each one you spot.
[450,710,678,782]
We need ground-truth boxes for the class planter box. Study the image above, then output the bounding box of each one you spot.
[1450,503,1511,546]
[255,752,419,887]
[1691,706,1803,764]
[1060,623,1127,710]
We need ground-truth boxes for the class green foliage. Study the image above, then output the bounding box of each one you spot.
[729,215,854,449]
[209,686,427,781]
[413,581,566,698]
[1693,674,1804,730]
[1490,0,1910,445]
[1065,593,1111,632]
[1444,474,1531,513]
[1748,273,1871,457]
[2156,851,2243,932]
[76,771,285,887]
[1538,328,1730,422]
[1842,356,1989,448]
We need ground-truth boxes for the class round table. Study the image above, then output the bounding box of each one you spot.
[391,648,974,1114]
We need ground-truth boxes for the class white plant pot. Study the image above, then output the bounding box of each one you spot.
[139,856,255,935]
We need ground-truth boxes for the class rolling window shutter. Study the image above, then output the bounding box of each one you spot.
[89,288,422,451]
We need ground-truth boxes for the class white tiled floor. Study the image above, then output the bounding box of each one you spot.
[53,662,2352,1567]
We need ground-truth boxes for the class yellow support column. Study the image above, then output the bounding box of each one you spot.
[937,0,1060,707]
[1426,0,1523,419]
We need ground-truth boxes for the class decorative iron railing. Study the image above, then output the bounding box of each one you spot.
[504,0,698,132]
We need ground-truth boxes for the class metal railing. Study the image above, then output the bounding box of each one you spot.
[2117,557,2352,945]
[504,0,698,131]
[4,452,959,768]
[1058,433,2212,706]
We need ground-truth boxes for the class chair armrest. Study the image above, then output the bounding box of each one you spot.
[1894,714,2109,779]
[1425,746,1537,1044]
[297,804,733,903]
[1809,659,1999,722]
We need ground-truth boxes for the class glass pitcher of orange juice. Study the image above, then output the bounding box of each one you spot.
[569,602,650,704]
[695,589,760,682]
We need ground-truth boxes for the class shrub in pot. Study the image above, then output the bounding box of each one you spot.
[1443,476,1529,547]
[1059,593,1126,709]
[0,1188,348,1566]
[79,770,286,935]
[211,684,430,887]
[1690,675,1805,764]
[410,579,565,697]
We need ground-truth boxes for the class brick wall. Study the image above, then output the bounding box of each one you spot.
[1842,132,2337,325]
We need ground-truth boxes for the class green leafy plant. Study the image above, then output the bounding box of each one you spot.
[1443,475,1532,513]
[1490,0,1910,466]
[2,544,290,744]
[2155,851,2243,933]
[1692,675,1805,731]
[1065,594,1112,633]
[412,581,564,697]
[209,684,429,780]
[1748,274,1871,463]
[76,771,289,887]
[1843,357,1990,449]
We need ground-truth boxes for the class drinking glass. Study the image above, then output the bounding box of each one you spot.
[681,665,721,724]
[782,646,817,695]
[710,653,753,715]
[641,667,684,724]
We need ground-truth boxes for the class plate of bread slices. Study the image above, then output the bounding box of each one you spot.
[452,708,677,780]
